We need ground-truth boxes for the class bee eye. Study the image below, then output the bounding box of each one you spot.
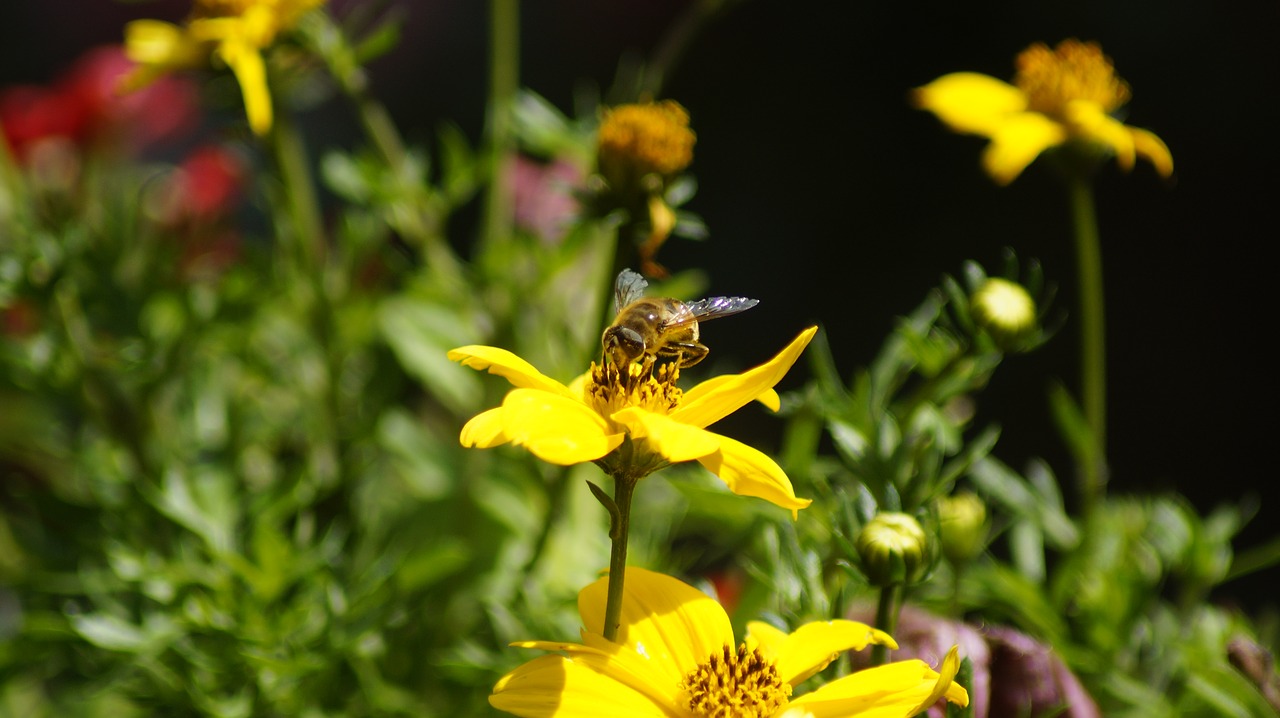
[604,326,646,365]
[615,327,644,352]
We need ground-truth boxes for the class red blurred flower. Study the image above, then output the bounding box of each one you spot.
[1,45,197,163]
[162,144,247,224]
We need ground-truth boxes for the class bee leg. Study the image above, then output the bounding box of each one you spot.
[673,342,709,368]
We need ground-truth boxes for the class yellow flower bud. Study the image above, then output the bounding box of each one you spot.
[596,101,695,195]
[971,277,1037,349]
[938,491,988,564]
[855,512,931,587]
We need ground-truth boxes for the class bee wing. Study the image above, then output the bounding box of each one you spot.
[614,268,649,314]
[664,296,760,328]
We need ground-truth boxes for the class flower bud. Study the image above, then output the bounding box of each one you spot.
[938,491,988,564]
[970,277,1036,349]
[855,512,931,587]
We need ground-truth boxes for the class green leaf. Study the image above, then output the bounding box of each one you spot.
[378,296,481,415]
[968,456,1078,549]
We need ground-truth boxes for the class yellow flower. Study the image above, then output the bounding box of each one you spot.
[914,39,1173,185]
[490,567,970,717]
[597,101,696,185]
[123,0,325,135]
[448,327,817,516]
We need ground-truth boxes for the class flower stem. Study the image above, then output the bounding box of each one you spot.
[1068,175,1107,510]
[482,0,519,252]
[270,112,325,272]
[870,584,901,666]
[602,473,637,643]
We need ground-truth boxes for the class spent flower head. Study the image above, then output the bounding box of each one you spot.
[490,567,969,717]
[449,327,817,515]
[592,100,697,277]
[914,39,1172,185]
[122,0,326,135]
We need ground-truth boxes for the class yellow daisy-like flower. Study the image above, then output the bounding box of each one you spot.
[448,327,817,516]
[490,567,969,717]
[123,0,325,135]
[914,39,1173,185]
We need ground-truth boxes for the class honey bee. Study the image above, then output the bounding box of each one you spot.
[602,268,759,370]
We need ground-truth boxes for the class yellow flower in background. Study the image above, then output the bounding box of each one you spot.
[123,0,325,135]
[595,101,697,277]
[914,39,1173,185]
[490,568,969,717]
[448,327,817,516]
[597,101,696,185]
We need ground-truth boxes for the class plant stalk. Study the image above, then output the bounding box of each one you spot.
[1068,175,1107,510]
[482,0,519,252]
[870,583,901,666]
[602,473,637,643]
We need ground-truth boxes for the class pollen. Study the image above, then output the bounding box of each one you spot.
[681,643,791,718]
[585,360,682,420]
[597,101,696,180]
[1014,39,1131,117]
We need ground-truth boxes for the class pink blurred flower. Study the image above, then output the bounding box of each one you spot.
[511,155,583,244]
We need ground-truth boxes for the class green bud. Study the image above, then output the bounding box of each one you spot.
[855,512,931,587]
[970,277,1037,349]
[938,491,988,564]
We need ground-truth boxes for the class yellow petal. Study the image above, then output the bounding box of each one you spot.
[672,327,816,429]
[681,375,780,412]
[907,645,968,715]
[123,20,204,69]
[578,568,735,690]
[913,72,1028,137]
[489,654,670,717]
[611,408,721,462]
[218,40,274,136]
[981,111,1067,185]
[501,389,623,465]
[753,620,897,686]
[1065,100,1135,170]
[696,434,811,517]
[449,345,577,399]
[460,407,509,448]
[1130,126,1174,178]
[785,654,967,717]
[745,620,789,657]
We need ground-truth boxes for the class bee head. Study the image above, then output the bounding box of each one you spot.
[602,325,646,367]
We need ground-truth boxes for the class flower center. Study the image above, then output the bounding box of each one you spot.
[681,643,791,718]
[585,359,682,422]
[1013,39,1131,117]
[597,101,696,181]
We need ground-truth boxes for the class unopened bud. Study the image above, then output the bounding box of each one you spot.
[938,491,988,564]
[856,512,931,587]
[971,278,1036,349]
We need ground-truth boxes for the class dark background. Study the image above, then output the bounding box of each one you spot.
[3,0,1276,600]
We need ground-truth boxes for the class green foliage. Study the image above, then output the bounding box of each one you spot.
[2,2,1277,716]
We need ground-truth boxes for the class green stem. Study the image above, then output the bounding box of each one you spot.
[482,0,519,252]
[1068,175,1106,509]
[270,113,325,272]
[870,584,901,666]
[602,474,637,643]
